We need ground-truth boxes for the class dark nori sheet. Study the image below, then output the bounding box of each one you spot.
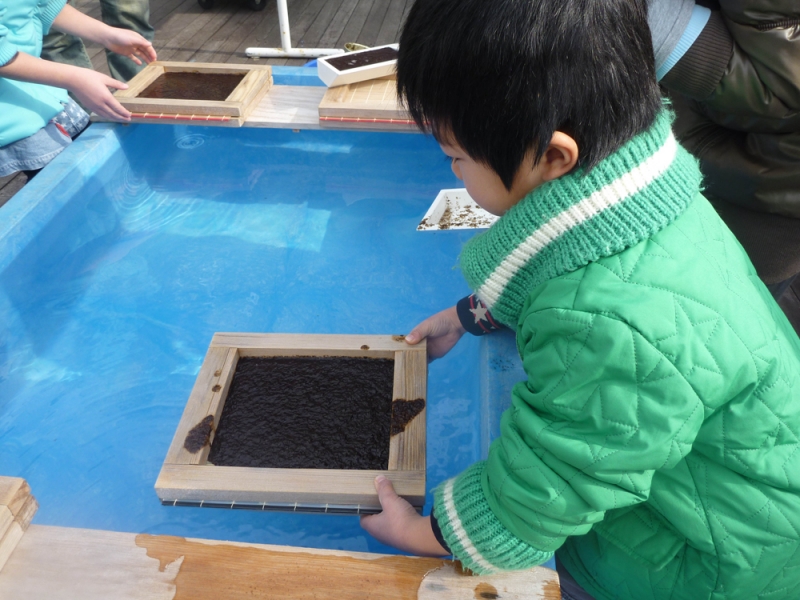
[138,72,245,101]
[207,356,395,470]
[326,47,398,72]
[390,399,425,435]
[184,415,214,453]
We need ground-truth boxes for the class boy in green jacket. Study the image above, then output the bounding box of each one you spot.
[360,0,800,598]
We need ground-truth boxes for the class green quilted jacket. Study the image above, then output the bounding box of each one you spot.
[433,110,800,599]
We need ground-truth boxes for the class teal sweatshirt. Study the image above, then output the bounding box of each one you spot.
[0,0,69,148]
[434,110,800,599]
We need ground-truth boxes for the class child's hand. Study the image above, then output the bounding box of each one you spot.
[360,476,449,556]
[102,27,157,66]
[405,305,465,361]
[67,67,132,122]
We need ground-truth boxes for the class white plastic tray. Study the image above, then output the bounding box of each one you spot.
[317,44,399,88]
[417,189,499,230]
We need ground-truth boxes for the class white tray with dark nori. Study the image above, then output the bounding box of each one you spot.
[417,189,499,231]
[317,44,399,87]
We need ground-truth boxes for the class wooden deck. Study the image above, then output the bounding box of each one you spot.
[75,0,411,73]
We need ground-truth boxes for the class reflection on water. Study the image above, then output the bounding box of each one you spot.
[0,124,490,555]
[108,163,330,252]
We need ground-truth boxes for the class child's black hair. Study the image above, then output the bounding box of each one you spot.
[397,0,662,189]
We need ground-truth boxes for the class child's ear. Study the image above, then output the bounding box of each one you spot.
[540,132,579,181]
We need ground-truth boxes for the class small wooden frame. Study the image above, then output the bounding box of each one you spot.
[115,61,273,126]
[318,78,417,131]
[155,333,427,513]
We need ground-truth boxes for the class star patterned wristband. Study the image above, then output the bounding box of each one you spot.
[456,295,504,336]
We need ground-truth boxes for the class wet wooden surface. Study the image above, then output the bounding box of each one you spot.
[0,525,561,599]
[72,0,412,72]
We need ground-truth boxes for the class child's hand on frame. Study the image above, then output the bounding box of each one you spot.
[360,476,449,556]
[405,305,465,361]
[102,28,157,66]
[67,67,132,122]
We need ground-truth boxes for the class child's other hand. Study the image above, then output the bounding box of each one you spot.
[405,305,465,361]
[360,476,449,556]
[103,27,157,66]
[68,68,131,122]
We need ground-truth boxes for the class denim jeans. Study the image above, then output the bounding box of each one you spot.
[0,99,89,177]
[557,559,597,600]
[42,0,154,82]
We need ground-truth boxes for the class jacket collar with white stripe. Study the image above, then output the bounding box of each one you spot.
[459,109,702,327]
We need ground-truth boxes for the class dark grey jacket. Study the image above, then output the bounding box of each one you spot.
[659,0,800,283]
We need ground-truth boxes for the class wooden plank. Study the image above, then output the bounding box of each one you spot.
[156,464,425,508]
[192,3,269,64]
[388,348,427,471]
[316,0,361,48]
[163,347,238,465]
[318,78,408,120]
[375,0,408,45]
[354,0,393,47]
[335,0,377,48]
[0,525,561,599]
[298,0,353,48]
[156,5,236,63]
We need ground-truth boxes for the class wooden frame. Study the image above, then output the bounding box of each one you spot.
[155,333,427,513]
[115,62,273,126]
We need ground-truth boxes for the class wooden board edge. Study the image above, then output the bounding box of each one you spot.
[155,464,425,508]
[239,74,274,123]
[122,114,245,127]
[227,67,272,105]
[160,61,271,74]
[317,105,411,120]
[317,119,419,133]
[211,333,412,353]
[116,97,243,117]
[2,525,560,599]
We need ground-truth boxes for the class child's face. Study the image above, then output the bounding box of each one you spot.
[439,140,547,216]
